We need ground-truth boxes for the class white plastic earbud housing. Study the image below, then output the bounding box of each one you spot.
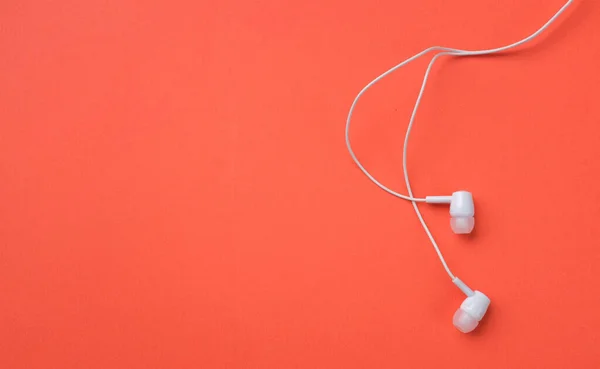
[449,191,475,234]
[453,291,490,333]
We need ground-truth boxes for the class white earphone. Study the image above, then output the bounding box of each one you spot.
[345,0,573,333]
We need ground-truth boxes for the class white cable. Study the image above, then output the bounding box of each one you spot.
[346,0,573,280]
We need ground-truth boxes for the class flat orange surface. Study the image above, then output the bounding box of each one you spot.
[1,1,600,368]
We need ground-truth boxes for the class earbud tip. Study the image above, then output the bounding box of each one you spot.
[450,216,475,234]
[453,308,479,333]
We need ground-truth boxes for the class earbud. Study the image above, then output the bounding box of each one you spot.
[449,191,474,234]
[453,290,490,333]
[425,191,475,234]
[452,278,490,333]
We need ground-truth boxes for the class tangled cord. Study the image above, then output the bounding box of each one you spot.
[345,0,574,280]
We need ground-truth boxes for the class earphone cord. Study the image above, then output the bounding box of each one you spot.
[345,0,573,280]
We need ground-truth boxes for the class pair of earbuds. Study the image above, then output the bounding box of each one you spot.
[427,191,489,333]
[424,190,489,333]
[345,0,573,333]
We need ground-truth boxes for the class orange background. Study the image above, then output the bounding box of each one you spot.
[1,0,600,368]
